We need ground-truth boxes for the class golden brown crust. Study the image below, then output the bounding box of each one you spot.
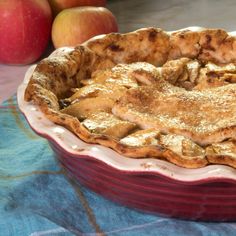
[113,84,236,146]
[206,140,236,168]
[168,30,201,60]
[85,27,170,66]
[24,27,236,169]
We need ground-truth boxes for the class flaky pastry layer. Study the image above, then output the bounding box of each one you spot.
[24,27,236,169]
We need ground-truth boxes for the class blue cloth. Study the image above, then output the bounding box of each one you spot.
[1,95,236,236]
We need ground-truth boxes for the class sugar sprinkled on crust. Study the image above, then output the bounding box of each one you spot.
[24,27,236,169]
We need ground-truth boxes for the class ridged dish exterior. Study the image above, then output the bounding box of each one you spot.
[17,26,236,221]
[49,140,236,221]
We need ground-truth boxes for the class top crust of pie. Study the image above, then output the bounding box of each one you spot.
[24,27,236,169]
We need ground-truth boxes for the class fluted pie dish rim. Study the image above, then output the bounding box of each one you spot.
[18,25,236,183]
[17,27,236,221]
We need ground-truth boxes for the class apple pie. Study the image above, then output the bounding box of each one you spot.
[24,27,236,169]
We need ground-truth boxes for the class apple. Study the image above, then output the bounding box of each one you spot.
[51,7,118,48]
[48,0,107,17]
[0,0,52,65]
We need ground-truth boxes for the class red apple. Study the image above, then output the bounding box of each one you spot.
[51,7,118,48]
[48,0,106,17]
[0,0,52,65]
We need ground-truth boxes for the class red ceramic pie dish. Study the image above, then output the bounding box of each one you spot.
[17,64,236,222]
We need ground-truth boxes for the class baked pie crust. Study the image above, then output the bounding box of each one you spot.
[24,27,236,169]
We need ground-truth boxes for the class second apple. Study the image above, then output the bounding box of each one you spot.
[51,6,118,48]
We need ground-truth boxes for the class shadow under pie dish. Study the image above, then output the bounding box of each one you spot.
[18,27,236,221]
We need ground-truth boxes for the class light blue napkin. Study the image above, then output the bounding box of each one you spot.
[1,95,236,236]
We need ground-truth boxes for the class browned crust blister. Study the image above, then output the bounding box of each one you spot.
[24,27,236,169]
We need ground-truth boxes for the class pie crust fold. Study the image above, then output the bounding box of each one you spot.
[24,27,236,169]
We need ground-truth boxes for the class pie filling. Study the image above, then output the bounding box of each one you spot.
[59,59,236,168]
[24,27,236,169]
